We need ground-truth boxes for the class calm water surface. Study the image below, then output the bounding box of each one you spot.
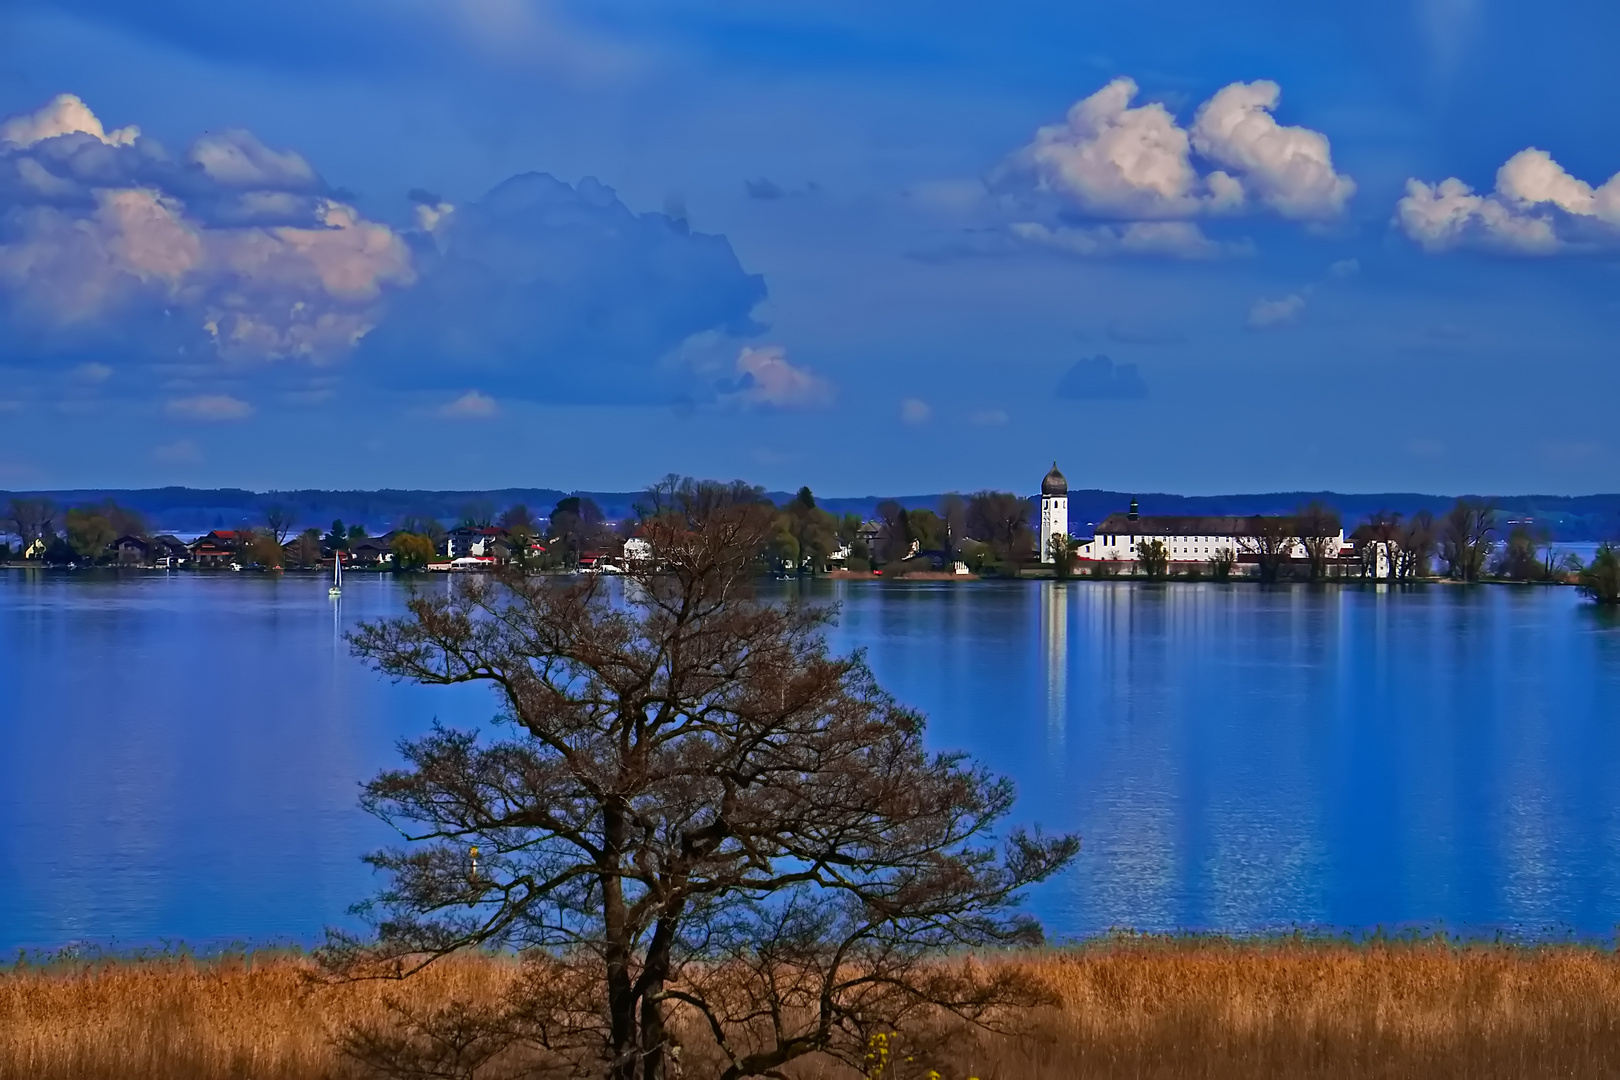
[3,571,1619,951]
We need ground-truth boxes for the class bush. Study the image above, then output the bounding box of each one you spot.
[1578,543,1620,605]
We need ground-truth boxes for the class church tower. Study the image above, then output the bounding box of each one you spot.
[1040,462,1068,564]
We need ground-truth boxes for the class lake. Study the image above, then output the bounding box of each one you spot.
[2,571,1619,952]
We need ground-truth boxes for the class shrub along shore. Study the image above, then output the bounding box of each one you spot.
[6,938,1620,1079]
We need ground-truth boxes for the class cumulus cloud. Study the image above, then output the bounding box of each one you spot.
[1055,355,1148,400]
[0,93,138,149]
[438,389,499,419]
[1246,293,1306,329]
[358,172,768,404]
[1398,148,1620,253]
[721,345,832,409]
[166,393,254,421]
[992,77,1353,232]
[0,95,414,366]
[0,97,771,409]
[1188,82,1355,221]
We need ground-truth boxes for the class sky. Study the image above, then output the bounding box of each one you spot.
[1,0,1618,497]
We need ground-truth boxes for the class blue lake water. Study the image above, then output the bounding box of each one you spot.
[3,571,1620,952]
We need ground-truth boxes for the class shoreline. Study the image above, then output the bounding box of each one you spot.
[0,561,1587,589]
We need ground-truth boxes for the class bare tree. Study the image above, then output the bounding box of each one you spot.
[265,504,294,546]
[938,493,967,563]
[1239,515,1297,583]
[964,491,1033,565]
[1360,510,1401,582]
[325,482,1077,1080]
[1295,501,1342,581]
[1440,499,1496,581]
[6,497,58,545]
[874,499,911,564]
[1396,510,1436,580]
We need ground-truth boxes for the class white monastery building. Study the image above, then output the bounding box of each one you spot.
[1041,463,1348,569]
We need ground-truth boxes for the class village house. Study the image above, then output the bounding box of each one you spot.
[113,535,151,566]
[189,530,243,568]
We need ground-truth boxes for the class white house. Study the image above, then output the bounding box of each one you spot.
[1039,463,1068,564]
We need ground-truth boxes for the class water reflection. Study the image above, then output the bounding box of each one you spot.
[3,574,1620,949]
[1041,582,1067,755]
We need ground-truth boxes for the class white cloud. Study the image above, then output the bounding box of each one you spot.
[726,345,832,409]
[993,77,1352,226]
[166,393,254,421]
[1329,258,1360,278]
[1398,148,1620,254]
[1246,293,1305,329]
[0,95,415,363]
[438,389,499,419]
[1189,82,1356,221]
[0,93,138,148]
[188,129,318,189]
[970,408,1010,426]
[1009,220,1240,260]
[900,397,932,425]
[70,362,112,384]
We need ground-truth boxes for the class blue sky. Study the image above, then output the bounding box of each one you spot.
[1,0,1617,496]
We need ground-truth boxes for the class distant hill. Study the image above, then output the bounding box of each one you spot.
[4,486,1619,540]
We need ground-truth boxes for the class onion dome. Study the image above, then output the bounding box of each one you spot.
[1042,462,1068,496]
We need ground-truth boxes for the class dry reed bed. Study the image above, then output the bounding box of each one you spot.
[6,940,1620,1078]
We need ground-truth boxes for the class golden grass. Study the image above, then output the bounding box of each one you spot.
[5,940,1620,1078]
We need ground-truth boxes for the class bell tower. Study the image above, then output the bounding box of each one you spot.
[1039,462,1069,564]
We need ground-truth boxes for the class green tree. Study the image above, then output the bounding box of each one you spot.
[1578,543,1620,605]
[780,487,838,574]
[325,519,351,552]
[1136,538,1169,580]
[1049,532,1077,578]
[64,509,116,562]
[1208,546,1236,581]
[391,532,437,571]
[244,529,285,569]
[1494,524,1546,581]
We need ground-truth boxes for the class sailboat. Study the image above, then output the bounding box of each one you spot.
[329,549,342,597]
